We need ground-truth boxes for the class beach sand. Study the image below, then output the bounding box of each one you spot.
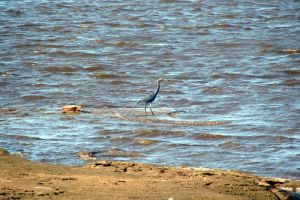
[0,148,299,200]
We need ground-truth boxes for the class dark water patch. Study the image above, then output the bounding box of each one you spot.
[22,61,38,67]
[281,79,300,86]
[49,26,72,33]
[282,70,300,76]
[5,8,22,17]
[44,66,79,73]
[213,73,277,80]
[213,42,246,48]
[202,86,225,95]
[239,135,298,143]
[48,50,97,58]
[21,95,46,101]
[103,22,123,28]
[113,41,139,48]
[83,65,104,72]
[111,80,124,85]
[89,73,128,79]
[0,81,8,86]
[12,44,35,49]
[36,43,69,49]
[193,133,230,140]
[98,130,126,135]
[0,133,43,141]
[160,0,190,3]
[213,23,237,29]
[221,14,237,19]
[110,137,133,143]
[133,130,185,137]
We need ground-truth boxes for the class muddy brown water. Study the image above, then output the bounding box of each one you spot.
[0,1,299,179]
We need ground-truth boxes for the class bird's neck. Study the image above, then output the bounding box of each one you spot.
[154,82,160,96]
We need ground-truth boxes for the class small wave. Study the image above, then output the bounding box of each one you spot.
[113,114,227,126]
[48,50,97,58]
[36,43,68,49]
[89,73,128,79]
[102,147,141,158]
[6,9,22,17]
[283,70,300,75]
[21,95,46,101]
[0,133,43,141]
[218,141,241,149]
[110,137,133,143]
[281,79,300,86]
[111,80,124,85]
[133,130,185,137]
[83,65,104,72]
[214,23,237,29]
[44,66,79,73]
[193,133,230,140]
[112,41,138,48]
[239,135,298,143]
[202,86,225,95]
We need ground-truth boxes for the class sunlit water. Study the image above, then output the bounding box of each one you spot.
[0,0,299,179]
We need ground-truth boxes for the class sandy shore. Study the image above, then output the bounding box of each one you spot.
[0,148,299,200]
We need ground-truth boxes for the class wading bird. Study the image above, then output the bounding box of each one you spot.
[138,78,164,116]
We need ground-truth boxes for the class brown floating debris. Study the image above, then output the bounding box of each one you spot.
[61,105,81,114]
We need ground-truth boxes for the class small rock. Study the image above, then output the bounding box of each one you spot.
[77,151,97,161]
[0,148,8,156]
[61,105,81,113]
[257,180,271,187]
[94,160,113,167]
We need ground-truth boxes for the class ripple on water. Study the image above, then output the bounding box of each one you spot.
[193,133,230,140]
[44,66,79,73]
[21,95,46,101]
[133,130,186,137]
[0,133,43,141]
[89,73,129,79]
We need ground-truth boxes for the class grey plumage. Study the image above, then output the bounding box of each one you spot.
[138,78,164,115]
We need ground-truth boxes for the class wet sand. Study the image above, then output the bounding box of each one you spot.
[1,148,299,200]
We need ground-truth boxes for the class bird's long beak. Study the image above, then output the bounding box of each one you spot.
[163,79,172,82]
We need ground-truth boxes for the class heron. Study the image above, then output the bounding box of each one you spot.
[138,78,164,116]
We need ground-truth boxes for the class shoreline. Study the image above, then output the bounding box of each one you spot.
[1,148,299,199]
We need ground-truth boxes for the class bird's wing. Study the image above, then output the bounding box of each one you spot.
[138,92,156,104]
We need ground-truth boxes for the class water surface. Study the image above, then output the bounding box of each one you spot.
[0,0,299,179]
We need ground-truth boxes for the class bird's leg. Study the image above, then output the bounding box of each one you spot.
[144,104,147,113]
[149,104,154,116]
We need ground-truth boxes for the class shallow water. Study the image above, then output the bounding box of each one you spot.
[0,0,300,179]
